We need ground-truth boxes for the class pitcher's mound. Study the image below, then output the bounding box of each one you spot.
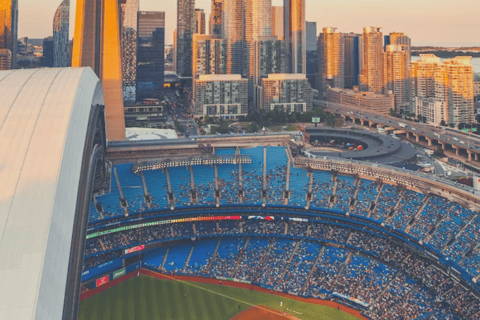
[230,305,301,320]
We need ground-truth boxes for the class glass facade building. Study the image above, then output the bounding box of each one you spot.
[53,0,69,67]
[136,11,165,101]
[0,0,18,69]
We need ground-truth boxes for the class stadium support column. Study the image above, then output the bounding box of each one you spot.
[262,147,267,206]
[236,147,245,202]
[214,164,221,207]
[284,160,291,205]
[189,166,198,204]
[306,170,314,209]
[140,172,152,209]
[165,167,175,209]
[113,167,129,216]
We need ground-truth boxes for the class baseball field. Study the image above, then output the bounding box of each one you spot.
[78,275,360,320]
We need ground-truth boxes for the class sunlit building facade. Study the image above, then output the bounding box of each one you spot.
[195,9,206,34]
[284,0,306,74]
[0,0,18,69]
[53,0,69,67]
[271,6,283,40]
[136,11,165,101]
[176,0,195,80]
[383,44,410,111]
[262,73,312,112]
[317,27,344,98]
[246,0,272,102]
[193,74,248,119]
[359,26,384,93]
[121,0,138,102]
[209,0,224,38]
[412,55,474,126]
[327,87,394,115]
[223,0,246,75]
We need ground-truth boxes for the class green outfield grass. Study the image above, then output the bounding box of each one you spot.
[78,275,359,320]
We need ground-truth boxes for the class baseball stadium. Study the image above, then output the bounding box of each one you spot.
[1,68,480,320]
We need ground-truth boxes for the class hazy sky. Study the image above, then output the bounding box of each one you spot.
[19,0,480,47]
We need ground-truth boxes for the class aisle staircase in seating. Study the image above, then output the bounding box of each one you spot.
[205,238,222,273]
[300,246,325,294]
[443,212,480,253]
[331,252,352,290]
[161,248,169,270]
[382,188,406,226]
[404,194,430,233]
[182,245,195,272]
[231,237,251,278]
[367,181,384,218]
[253,239,275,282]
[275,241,301,288]
[421,205,456,243]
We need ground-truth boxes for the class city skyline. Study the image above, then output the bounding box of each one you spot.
[17,0,480,46]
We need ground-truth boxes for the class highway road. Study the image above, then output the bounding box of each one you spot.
[316,100,480,152]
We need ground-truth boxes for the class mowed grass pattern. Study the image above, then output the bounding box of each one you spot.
[78,275,359,320]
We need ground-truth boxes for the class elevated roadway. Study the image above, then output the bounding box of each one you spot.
[314,100,480,163]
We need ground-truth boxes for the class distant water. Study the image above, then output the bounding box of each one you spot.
[411,56,480,74]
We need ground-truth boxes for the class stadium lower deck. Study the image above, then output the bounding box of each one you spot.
[83,147,480,319]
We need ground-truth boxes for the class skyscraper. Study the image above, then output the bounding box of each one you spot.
[253,35,287,108]
[53,0,69,67]
[223,0,246,75]
[412,55,474,126]
[121,0,138,102]
[359,26,384,93]
[284,0,306,74]
[306,21,317,88]
[137,11,165,101]
[209,0,223,38]
[0,48,11,70]
[246,0,272,102]
[317,27,344,97]
[176,0,195,80]
[73,0,126,141]
[383,44,410,111]
[192,34,227,103]
[271,6,283,40]
[344,33,360,88]
[195,9,206,34]
[0,0,18,69]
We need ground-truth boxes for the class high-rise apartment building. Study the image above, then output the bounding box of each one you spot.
[271,6,283,40]
[223,0,246,75]
[344,33,360,88]
[359,26,384,93]
[193,74,248,119]
[262,73,312,112]
[317,27,344,98]
[306,21,317,88]
[0,0,18,69]
[195,9,206,34]
[385,32,411,58]
[137,11,165,101]
[412,55,474,126]
[245,0,272,102]
[0,48,11,70]
[253,35,287,108]
[192,34,227,100]
[176,0,195,80]
[121,0,138,102]
[209,0,223,38]
[383,44,410,111]
[284,0,306,74]
[53,0,69,67]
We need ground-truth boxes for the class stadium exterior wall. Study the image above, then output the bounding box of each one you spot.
[0,68,108,320]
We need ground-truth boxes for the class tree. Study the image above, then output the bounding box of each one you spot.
[174,120,184,133]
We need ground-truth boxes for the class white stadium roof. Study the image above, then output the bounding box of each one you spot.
[0,68,102,319]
